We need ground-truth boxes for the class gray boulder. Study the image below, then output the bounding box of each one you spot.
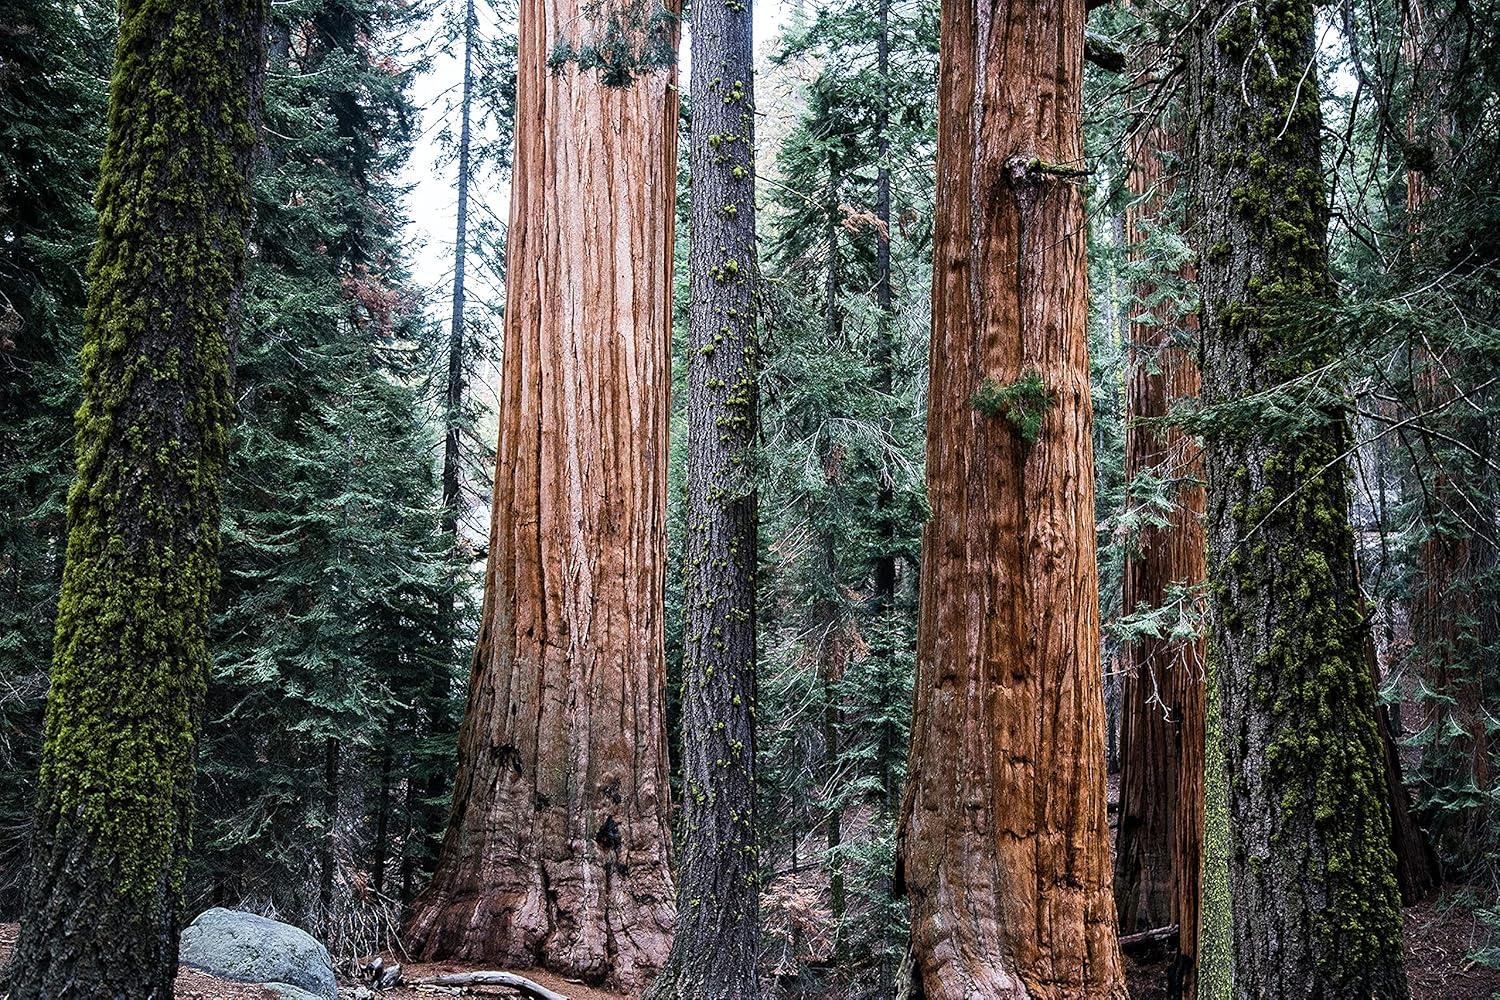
[179,907,338,1000]
[265,987,324,1000]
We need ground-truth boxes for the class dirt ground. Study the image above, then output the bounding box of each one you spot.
[5,908,1498,999]
[369,959,625,1000]
[1,923,277,999]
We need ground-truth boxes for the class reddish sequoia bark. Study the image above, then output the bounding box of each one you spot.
[403,0,679,988]
[897,1,1127,996]
[1113,115,1207,1000]
[1405,0,1492,842]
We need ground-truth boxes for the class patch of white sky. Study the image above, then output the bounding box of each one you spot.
[401,0,801,316]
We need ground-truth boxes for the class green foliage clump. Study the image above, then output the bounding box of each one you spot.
[0,0,111,914]
[546,0,676,86]
[971,369,1053,443]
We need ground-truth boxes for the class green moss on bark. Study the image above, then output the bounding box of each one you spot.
[9,1,265,997]
[1191,1,1409,996]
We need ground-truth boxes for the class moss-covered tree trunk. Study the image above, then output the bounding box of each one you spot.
[1113,94,1207,1000]
[7,0,265,995]
[402,0,679,989]
[1187,2,1409,996]
[644,0,760,993]
[897,1,1126,996]
[1197,661,1234,1000]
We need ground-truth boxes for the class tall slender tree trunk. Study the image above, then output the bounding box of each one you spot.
[1112,100,1207,1000]
[897,2,1126,996]
[1188,2,1409,996]
[372,729,393,896]
[403,1,679,988]
[645,0,760,992]
[405,0,479,899]
[820,159,847,942]
[1367,624,1440,901]
[7,0,265,995]
[1405,0,1494,860]
[320,737,339,939]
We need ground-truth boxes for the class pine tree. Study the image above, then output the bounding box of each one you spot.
[7,0,266,994]
[404,0,680,987]
[1187,1,1409,995]
[897,0,1127,995]
[646,0,760,994]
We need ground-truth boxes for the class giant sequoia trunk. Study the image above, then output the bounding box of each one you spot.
[7,0,265,995]
[1188,2,1409,996]
[1113,110,1207,1000]
[403,1,679,987]
[644,0,760,994]
[897,1,1127,995]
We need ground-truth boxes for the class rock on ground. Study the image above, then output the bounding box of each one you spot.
[179,908,337,1000]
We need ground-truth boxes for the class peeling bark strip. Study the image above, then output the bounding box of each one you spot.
[402,0,679,988]
[897,1,1127,997]
[1188,2,1409,997]
[1113,101,1207,1000]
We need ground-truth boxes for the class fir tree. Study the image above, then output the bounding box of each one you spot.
[195,0,459,951]
[753,1,936,992]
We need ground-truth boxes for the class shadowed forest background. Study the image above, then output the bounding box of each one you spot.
[1,0,1499,998]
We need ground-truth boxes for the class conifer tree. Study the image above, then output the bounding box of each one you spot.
[7,0,266,994]
[405,0,680,986]
[647,0,760,994]
[897,0,1126,995]
[1187,1,1409,995]
[754,2,936,990]
[195,0,457,944]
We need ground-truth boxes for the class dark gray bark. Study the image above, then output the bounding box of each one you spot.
[7,0,265,996]
[644,0,760,994]
[1188,2,1410,996]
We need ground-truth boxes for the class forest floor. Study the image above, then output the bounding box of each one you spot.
[3,911,1498,998]
[1121,897,1500,998]
[370,961,624,1000]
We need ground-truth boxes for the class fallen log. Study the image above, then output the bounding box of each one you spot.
[406,971,569,1000]
[1119,923,1179,954]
